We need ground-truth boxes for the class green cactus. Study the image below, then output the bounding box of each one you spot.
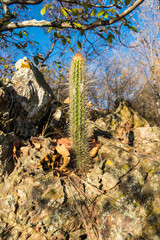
[69,53,88,169]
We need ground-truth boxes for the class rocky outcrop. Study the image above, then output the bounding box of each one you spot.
[0,124,159,240]
[0,66,160,240]
[89,99,149,145]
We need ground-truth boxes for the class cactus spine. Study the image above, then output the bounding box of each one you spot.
[69,53,87,169]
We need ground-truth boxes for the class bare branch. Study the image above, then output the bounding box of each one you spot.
[0,0,145,32]
[3,0,43,5]
[1,0,43,16]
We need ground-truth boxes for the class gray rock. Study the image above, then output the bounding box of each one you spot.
[9,60,54,122]
[134,127,160,160]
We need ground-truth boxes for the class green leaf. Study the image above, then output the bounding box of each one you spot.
[55,62,61,68]
[97,33,107,40]
[83,2,89,11]
[131,26,138,32]
[60,73,64,81]
[22,31,28,37]
[125,0,131,5]
[15,43,21,49]
[74,22,82,28]
[115,30,120,34]
[72,8,78,16]
[97,10,104,17]
[77,41,82,49]
[69,48,75,53]
[40,6,47,16]
[54,32,58,38]
[19,31,23,38]
[61,8,68,17]
[34,56,39,65]
[91,9,97,16]
[54,32,64,38]
[124,23,131,29]
[66,38,71,44]
[108,8,117,13]
[107,36,112,44]
[103,12,109,18]
[62,38,67,45]
[108,32,115,39]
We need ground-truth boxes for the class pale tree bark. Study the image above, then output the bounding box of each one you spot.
[150,45,160,122]
[1,0,43,15]
[0,0,145,32]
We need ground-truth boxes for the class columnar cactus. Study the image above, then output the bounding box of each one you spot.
[69,53,88,169]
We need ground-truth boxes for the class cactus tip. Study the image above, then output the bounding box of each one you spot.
[73,53,83,60]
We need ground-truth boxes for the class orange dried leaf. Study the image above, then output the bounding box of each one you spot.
[89,142,101,158]
[13,146,18,162]
[57,138,71,150]
[44,155,49,161]
[56,144,70,170]
[64,97,70,104]
[59,156,70,170]
[13,146,16,154]
[56,144,70,157]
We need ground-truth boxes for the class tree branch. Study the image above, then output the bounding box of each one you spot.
[1,0,43,16]
[0,0,145,32]
[3,0,43,5]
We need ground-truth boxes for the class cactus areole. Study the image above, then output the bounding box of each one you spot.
[69,54,88,169]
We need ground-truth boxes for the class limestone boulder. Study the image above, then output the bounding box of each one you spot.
[8,57,54,122]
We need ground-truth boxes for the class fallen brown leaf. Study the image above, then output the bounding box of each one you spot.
[64,97,70,104]
[57,138,72,150]
[20,146,31,157]
[56,144,70,170]
[89,142,101,158]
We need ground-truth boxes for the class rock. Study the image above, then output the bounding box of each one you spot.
[0,131,19,182]
[134,127,160,160]
[88,100,149,146]
[90,99,149,145]
[8,57,54,122]
[0,130,159,240]
[86,132,160,240]
[0,58,59,137]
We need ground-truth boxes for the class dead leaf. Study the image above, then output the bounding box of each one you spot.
[56,143,70,157]
[87,101,93,107]
[53,107,62,121]
[13,146,18,162]
[34,142,41,150]
[57,138,71,150]
[20,146,31,157]
[89,142,101,158]
[64,97,70,104]
[56,144,70,170]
